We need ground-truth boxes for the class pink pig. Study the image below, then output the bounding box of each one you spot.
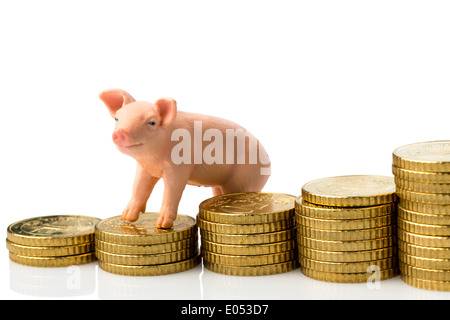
[99,89,271,228]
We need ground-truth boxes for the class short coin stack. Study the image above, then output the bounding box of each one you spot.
[95,212,200,276]
[7,215,100,267]
[393,140,450,291]
[297,175,399,283]
[197,192,299,276]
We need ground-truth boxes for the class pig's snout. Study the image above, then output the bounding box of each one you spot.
[112,129,130,146]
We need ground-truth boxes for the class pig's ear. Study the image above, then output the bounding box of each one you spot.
[99,89,136,118]
[154,98,177,127]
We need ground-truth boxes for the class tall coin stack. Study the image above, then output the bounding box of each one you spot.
[393,140,450,291]
[297,175,399,283]
[95,212,200,276]
[7,215,99,267]
[197,192,299,276]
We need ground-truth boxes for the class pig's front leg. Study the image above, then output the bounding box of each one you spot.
[156,167,192,229]
[122,164,160,222]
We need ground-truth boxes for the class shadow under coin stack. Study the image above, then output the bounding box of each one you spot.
[7,215,100,267]
[393,141,450,291]
[197,192,299,276]
[297,175,399,283]
[95,212,200,276]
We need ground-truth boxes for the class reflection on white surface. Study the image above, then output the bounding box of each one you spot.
[8,259,450,299]
[201,267,306,300]
[97,263,202,299]
[201,267,450,300]
[9,260,96,297]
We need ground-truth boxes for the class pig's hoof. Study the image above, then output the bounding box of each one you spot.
[156,216,174,229]
[121,210,140,222]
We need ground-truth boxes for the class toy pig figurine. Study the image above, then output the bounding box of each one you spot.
[99,89,271,228]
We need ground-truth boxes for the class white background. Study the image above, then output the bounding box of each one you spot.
[1,0,449,300]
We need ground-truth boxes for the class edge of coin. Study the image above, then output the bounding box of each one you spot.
[295,198,396,220]
[201,239,296,256]
[401,275,450,291]
[95,214,198,245]
[300,266,399,283]
[202,250,296,266]
[95,236,198,255]
[203,260,299,276]
[297,235,396,252]
[301,175,397,207]
[95,247,198,266]
[6,215,99,247]
[198,192,296,225]
[393,141,450,173]
[199,228,296,245]
[397,188,450,205]
[6,239,94,257]
[98,254,201,276]
[197,216,294,235]
[9,252,97,267]
[399,200,450,215]
[393,166,450,183]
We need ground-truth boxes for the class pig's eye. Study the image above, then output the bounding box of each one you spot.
[148,121,156,126]
[115,118,118,121]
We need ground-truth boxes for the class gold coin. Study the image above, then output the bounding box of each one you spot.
[202,250,296,266]
[203,260,298,276]
[399,252,450,270]
[395,178,450,194]
[398,217,450,236]
[397,188,450,205]
[398,206,450,225]
[301,175,396,207]
[297,225,396,241]
[297,235,396,252]
[301,266,399,283]
[401,275,450,291]
[296,198,396,220]
[199,228,296,245]
[198,192,296,224]
[392,166,450,183]
[399,199,450,215]
[95,246,198,266]
[398,228,450,248]
[98,254,201,276]
[295,214,393,230]
[399,263,450,281]
[393,141,450,173]
[201,239,295,256]
[299,246,396,263]
[197,216,294,235]
[299,256,397,273]
[399,241,450,259]
[7,215,100,247]
[9,252,96,267]
[6,239,94,257]
[95,236,198,255]
[95,213,197,245]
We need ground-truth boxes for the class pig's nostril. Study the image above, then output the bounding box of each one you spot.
[112,130,129,145]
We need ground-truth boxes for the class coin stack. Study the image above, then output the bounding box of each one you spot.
[197,192,299,276]
[95,212,200,276]
[296,175,399,283]
[393,140,450,291]
[6,215,100,267]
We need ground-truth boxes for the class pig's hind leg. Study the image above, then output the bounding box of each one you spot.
[219,165,270,195]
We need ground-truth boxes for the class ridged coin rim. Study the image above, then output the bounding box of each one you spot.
[301,266,399,283]
[203,260,299,276]
[295,198,396,220]
[301,175,396,207]
[98,254,201,276]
